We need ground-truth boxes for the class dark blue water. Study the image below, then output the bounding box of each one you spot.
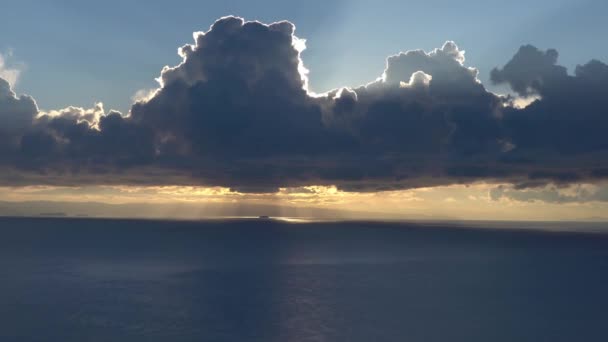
[1,217,607,342]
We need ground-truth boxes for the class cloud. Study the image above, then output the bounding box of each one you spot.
[0,16,607,193]
[0,52,22,87]
[490,183,608,204]
[491,45,608,158]
[0,77,38,149]
[131,88,158,103]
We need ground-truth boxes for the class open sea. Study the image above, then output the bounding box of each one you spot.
[0,217,607,342]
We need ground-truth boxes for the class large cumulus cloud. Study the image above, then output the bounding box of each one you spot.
[0,16,607,192]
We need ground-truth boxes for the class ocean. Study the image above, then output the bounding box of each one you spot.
[0,217,607,341]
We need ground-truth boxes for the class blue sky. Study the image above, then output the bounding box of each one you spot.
[1,0,606,113]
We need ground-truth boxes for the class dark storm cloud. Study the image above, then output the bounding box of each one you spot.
[131,17,327,159]
[0,16,607,192]
[0,78,37,145]
[491,45,608,156]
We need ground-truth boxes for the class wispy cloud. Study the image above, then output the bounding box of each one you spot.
[0,51,23,86]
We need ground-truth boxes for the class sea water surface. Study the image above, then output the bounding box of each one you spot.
[0,217,607,342]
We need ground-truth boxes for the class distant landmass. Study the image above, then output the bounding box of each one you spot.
[0,200,418,221]
[0,200,605,223]
[38,212,67,217]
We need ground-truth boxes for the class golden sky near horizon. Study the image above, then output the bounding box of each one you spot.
[1,183,607,221]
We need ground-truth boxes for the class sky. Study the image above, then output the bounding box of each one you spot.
[3,0,607,112]
[1,0,608,220]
